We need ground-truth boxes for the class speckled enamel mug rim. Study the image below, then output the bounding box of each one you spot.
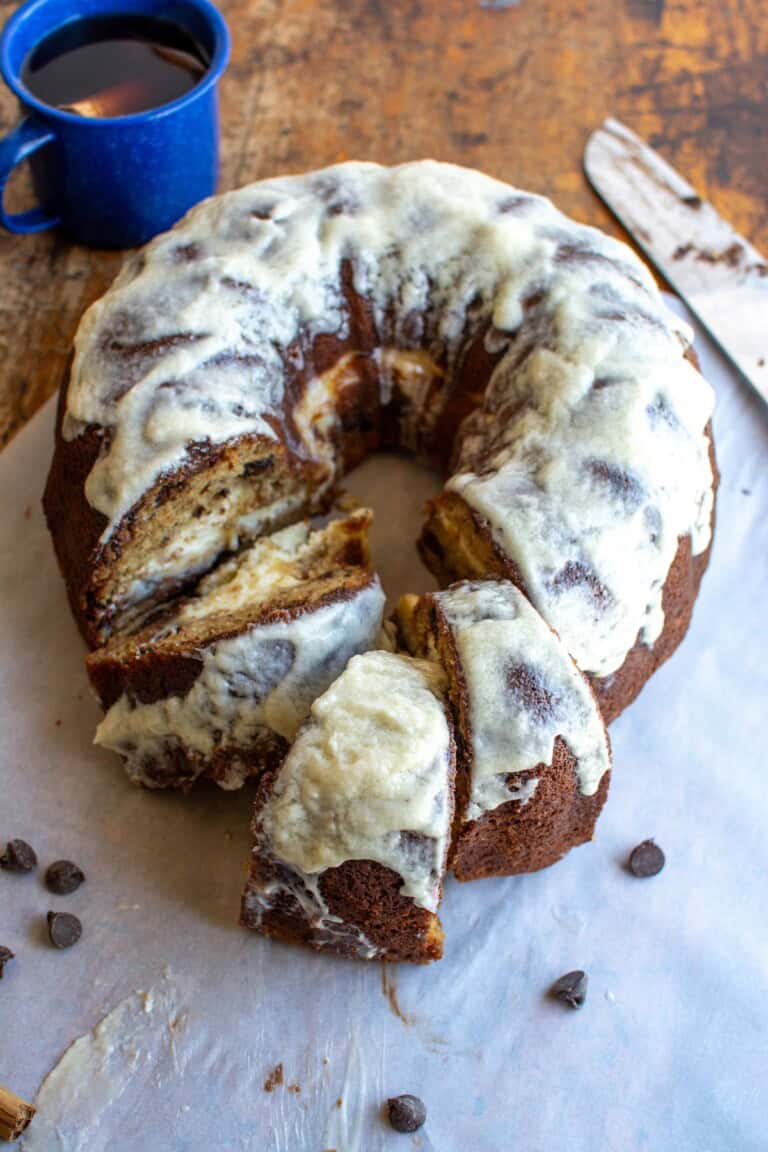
[0,0,230,128]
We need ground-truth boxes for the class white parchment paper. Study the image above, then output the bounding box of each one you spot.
[1,299,767,1152]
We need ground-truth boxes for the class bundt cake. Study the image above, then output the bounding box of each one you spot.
[240,650,455,962]
[42,160,719,961]
[43,161,716,733]
[87,510,384,790]
[395,580,611,880]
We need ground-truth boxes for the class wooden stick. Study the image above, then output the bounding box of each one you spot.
[0,1085,35,1142]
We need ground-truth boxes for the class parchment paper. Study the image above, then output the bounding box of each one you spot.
[2,299,767,1152]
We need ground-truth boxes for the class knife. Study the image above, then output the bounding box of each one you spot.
[584,117,768,406]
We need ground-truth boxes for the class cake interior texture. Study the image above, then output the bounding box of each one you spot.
[86,510,385,791]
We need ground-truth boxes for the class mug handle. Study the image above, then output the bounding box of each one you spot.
[0,115,61,234]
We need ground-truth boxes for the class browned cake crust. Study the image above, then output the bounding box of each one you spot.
[240,756,451,964]
[451,743,610,881]
[395,590,611,881]
[418,425,718,726]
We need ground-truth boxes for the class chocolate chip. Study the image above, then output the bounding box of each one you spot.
[46,911,82,949]
[550,970,588,1008]
[0,838,37,873]
[0,945,15,978]
[45,860,85,895]
[387,1094,427,1133]
[628,838,665,877]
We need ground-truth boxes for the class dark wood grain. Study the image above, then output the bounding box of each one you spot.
[0,0,764,445]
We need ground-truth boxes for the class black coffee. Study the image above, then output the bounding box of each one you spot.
[22,14,209,118]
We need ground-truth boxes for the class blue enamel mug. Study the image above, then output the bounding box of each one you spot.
[0,0,230,247]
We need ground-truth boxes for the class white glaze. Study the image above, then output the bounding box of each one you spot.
[66,160,714,676]
[95,580,385,788]
[256,650,452,912]
[450,344,714,675]
[434,581,610,821]
[21,984,184,1152]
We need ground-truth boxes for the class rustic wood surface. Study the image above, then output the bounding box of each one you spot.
[0,0,764,446]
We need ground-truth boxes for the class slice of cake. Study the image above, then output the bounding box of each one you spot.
[240,650,455,962]
[87,510,385,791]
[395,580,611,880]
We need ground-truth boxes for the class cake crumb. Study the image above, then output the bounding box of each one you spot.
[335,1097,342,1108]
[263,1063,284,1092]
[287,1082,301,1094]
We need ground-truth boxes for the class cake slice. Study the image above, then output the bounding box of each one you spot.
[240,650,455,962]
[87,510,385,791]
[395,580,611,881]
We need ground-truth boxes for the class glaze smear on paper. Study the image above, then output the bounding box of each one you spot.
[22,984,184,1152]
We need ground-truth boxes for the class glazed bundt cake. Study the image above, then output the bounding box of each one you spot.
[87,511,384,790]
[43,160,718,962]
[44,161,716,732]
[241,650,455,962]
[395,580,611,881]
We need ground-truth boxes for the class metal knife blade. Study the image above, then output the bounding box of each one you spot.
[584,117,768,405]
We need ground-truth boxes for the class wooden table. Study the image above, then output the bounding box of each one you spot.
[0,0,764,447]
